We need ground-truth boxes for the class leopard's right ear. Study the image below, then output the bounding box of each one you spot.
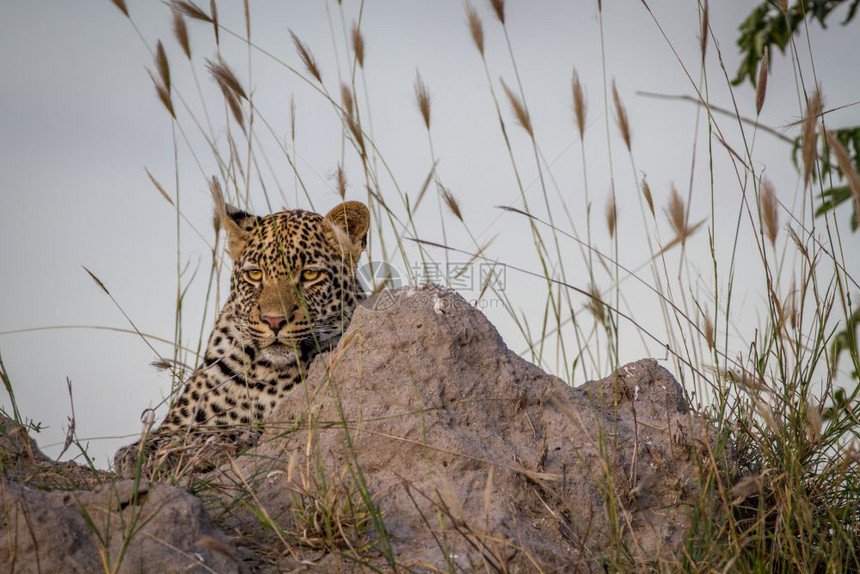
[210,177,258,260]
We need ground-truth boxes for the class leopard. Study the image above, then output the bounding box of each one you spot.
[114,189,370,478]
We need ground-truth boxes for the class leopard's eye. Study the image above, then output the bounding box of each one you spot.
[244,269,263,282]
[301,269,321,282]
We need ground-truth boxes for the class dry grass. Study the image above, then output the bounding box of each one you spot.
[760,177,779,247]
[206,58,246,101]
[171,0,212,24]
[350,22,365,68]
[756,50,768,115]
[172,10,191,60]
[801,89,822,187]
[665,184,687,241]
[5,3,857,573]
[440,186,463,222]
[605,193,616,238]
[290,31,322,84]
[414,71,431,130]
[465,2,485,57]
[641,175,655,216]
[612,80,631,151]
[572,69,586,139]
[489,0,505,24]
[824,129,860,219]
[500,77,533,137]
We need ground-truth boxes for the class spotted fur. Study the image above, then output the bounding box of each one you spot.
[114,199,370,478]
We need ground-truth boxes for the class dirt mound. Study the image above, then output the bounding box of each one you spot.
[0,478,242,573]
[0,285,717,571]
[214,285,715,571]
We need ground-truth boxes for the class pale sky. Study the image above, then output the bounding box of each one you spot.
[1,1,858,468]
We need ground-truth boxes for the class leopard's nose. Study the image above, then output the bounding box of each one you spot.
[261,314,287,332]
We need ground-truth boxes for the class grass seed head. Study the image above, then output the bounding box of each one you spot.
[171,0,212,23]
[704,313,715,350]
[149,71,176,118]
[666,184,687,241]
[489,0,505,24]
[805,401,823,443]
[612,80,631,151]
[111,0,129,18]
[340,83,354,118]
[210,0,220,45]
[155,41,171,94]
[441,186,463,221]
[222,87,245,131]
[291,31,322,84]
[351,22,365,68]
[336,163,347,199]
[172,10,192,59]
[414,71,432,130]
[206,58,247,101]
[500,77,533,137]
[801,89,822,188]
[465,3,485,56]
[700,1,709,61]
[587,283,606,324]
[641,175,655,217]
[290,94,296,141]
[605,193,617,238]
[145,168,174,207]
[756,50,768,115]
[824,129,860,220]
[572,69,586,139]
[761,178,779,247]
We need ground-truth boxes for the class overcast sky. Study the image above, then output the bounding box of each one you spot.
[1,1,858,468]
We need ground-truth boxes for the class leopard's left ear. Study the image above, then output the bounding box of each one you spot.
[323,201,370,260]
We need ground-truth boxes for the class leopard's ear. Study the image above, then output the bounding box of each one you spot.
[323,201,370,260]
[210,177,258,260]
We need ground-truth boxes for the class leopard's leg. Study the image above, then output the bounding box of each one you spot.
[113,429,179,479]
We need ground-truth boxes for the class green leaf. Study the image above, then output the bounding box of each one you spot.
[734,1,858,87]
[815,185,853,217]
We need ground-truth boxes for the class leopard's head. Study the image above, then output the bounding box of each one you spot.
[217,199,370,365]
